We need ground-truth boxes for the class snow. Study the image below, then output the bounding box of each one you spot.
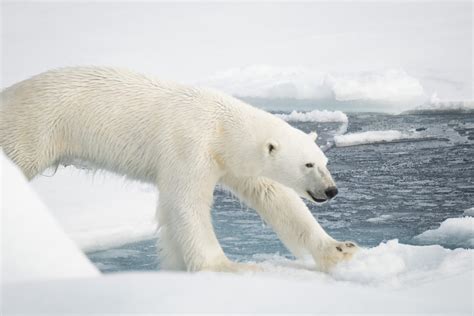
[201,65,426,106]
[275,109,348,123]
[30,167,158,252]
[3,240,473,314]
[1,153,99,284]
[334,130,406,147]
[413,217,474,249]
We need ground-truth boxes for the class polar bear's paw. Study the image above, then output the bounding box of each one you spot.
[316,240,359,272]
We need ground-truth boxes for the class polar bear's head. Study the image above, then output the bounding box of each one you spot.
[259,125,338,203]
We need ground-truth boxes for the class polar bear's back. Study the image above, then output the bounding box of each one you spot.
[0,67,221,180]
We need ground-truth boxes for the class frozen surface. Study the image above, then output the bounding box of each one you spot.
[1,153,99,283]
[4,240,473,314]
[413,217,474,249]
[30,168,158,252]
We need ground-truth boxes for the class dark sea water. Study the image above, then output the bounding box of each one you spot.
[88,112,474,273]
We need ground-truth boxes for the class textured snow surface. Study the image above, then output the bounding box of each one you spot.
[4,240,473,313]
[413,216,474,249]
[1,153,99,283]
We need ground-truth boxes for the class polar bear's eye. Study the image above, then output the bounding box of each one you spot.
[305,163,314,168]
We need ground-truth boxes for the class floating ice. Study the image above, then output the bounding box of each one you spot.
[334,130,406,147]
[366,214,394,223]
[464,207,474,216]
[31,167,158,252]
[275,109,348,123]
[412,217,474,249]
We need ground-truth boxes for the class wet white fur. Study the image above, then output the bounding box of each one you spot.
[0,67,357,272]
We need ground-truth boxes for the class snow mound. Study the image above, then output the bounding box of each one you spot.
[412,217,474,249]
[201,65,425,105]
[275,109,348,123]
[330,239,473,287]
[31,167,158,252]
[1,152,99,283]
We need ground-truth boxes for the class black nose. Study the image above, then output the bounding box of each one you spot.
[325,187,338,199]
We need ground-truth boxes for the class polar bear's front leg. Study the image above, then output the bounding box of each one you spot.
[157,185,231,271]
[221,175,358,272]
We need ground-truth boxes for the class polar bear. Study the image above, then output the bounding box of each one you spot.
[0,67,357,272]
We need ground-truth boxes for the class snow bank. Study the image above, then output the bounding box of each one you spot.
[1,153,99,283]
[3,240,473,314]
[334,130,406,147]
[275,109,348,123]
[413,217,474,249]
[31,167,158,252]
[201,65,425,105]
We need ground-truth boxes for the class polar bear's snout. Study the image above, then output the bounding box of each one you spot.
[306,186,338,203]
[325,186,338,199]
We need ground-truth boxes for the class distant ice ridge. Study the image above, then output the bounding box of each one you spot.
[201,65,426,106]
[275,109,348,123]
[413,216,474,249]
[403,93,474,114]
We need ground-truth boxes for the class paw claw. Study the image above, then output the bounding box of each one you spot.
[315,240,359,272]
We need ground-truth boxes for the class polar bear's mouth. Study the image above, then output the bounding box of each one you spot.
[307,190,327,203]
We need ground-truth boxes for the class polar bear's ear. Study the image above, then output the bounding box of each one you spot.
[308,131,318,142]
[265,139,279,156]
